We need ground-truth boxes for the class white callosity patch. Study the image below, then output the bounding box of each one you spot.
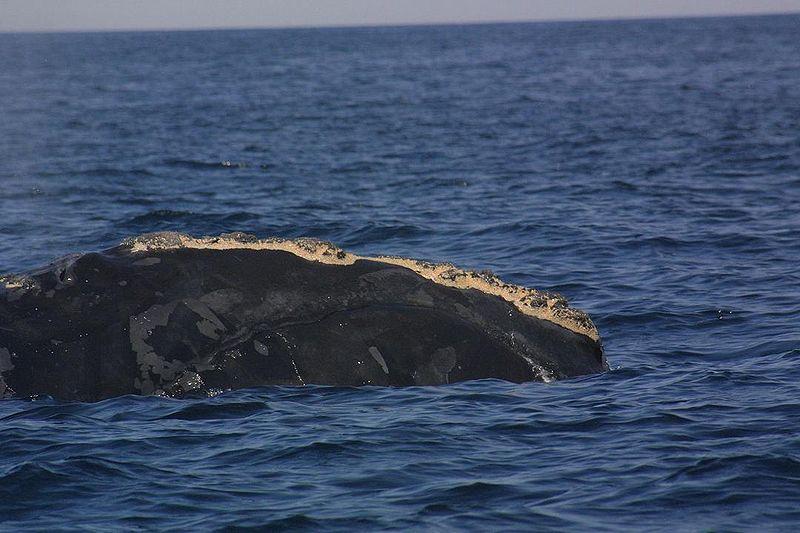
[123,232,599,341]
[1,253,80,301]
[368,346,389,374]
[0,347,14,397]
[0,275,40,302]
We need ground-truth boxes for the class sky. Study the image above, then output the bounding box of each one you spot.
[1,0,799,32]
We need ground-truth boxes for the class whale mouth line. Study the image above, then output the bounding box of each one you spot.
[120,231,600,341]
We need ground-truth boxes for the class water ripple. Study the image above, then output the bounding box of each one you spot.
[1,15,800,530]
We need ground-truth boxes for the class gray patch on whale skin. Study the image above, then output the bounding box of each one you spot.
[183,298,226,340]
[368,346,389,374]
[413,347,457,385]
[199,289,244,315]
[406,287,435,308]
[132,257,161,267]
[129,297,235,395]
[253,340,270,356]
[0,348,14,371]
[129,301,181,395]
[0,347,15,398]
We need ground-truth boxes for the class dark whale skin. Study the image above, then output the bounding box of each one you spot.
[0,237,606,401]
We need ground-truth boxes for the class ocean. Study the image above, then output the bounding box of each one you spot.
[1,14,799,530]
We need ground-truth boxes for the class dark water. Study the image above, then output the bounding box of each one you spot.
[2,14,800,530]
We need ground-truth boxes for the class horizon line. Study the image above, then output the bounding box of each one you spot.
[1,10,798,36]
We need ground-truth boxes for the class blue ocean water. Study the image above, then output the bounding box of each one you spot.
[1,14,800,530]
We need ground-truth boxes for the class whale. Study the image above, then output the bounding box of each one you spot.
[0,232,606,401]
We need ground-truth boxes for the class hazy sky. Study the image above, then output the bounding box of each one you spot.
[1,0,799,32]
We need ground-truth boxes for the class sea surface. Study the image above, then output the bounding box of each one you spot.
[1,14,800,531]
